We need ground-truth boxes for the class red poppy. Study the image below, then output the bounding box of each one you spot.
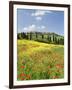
[48,65,51,69]
[56,64,61,68]
[21,78,25,80]
[52,76,59,79]
[55,76,59,78]
[61,65,64,68]
[56,64,64,69]
[20,73,25,77]
[21,66,25,69]
[26,75,31,79]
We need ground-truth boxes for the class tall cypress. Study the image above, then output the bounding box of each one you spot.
[42,34,44,40]
[49,36,51,42]
[30,32,32,40]
[36,32,38,39]
[53,34,54,42]
[47,35,49,41]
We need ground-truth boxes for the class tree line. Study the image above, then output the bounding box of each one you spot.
[17,32,64,45]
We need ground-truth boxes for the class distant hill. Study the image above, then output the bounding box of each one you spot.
[17,32,64,45]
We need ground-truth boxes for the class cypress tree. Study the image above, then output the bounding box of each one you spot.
[53,34,54,42]
[49,36,51,42]
[54,37,57,44]
[30,32,32,40]
[42,34,44,40]
[36,32,38,39]
[47,35,49,41]
[26,33,28,39]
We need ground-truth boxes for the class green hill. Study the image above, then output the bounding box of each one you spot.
[17,32,64,45]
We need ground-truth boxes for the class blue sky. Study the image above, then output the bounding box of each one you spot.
[17,9,64,35]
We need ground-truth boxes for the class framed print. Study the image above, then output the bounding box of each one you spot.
[9,1,70,89]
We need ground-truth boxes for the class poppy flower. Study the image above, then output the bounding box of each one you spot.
[52,76,59,79]
[26,75,31,79]
[56,64,61,68]
[55,76,59,78]
[21,66,25,69]
[61,65,64,68]
[48,66,51,69]
[20,73,25,77]
[21,78,25,80]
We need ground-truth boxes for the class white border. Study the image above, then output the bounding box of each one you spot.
[13,4,68,86]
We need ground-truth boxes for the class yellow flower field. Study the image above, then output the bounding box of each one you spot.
[17,39,64,80]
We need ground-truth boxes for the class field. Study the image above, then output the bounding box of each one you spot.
[17,39,64,80]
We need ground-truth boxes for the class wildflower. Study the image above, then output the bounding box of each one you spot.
[57,69,60,73]
[56,64,61,68]
[52,76,56,79]
[21,78,25,80]
[52,76,59,79]
[20,73,25,77]
[48,65,51,69]
[26,75,31,79]
[56,64,64,69]
[55,76,59,78]
[21,66,25,69]
[61,65,64,68]
[48,71,51,75]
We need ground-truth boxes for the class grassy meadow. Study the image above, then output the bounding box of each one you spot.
[17,39,64,80]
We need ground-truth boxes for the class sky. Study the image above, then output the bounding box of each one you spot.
[17,9,64,35]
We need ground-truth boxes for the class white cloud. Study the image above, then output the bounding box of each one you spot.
[23,24,36,32]
[23,25,47,32]
[31,10,52,17]
[35,16,42,20]
[41,26,45,29]
[28,24,36,31]
[31,10,52,21]
[31,10,45,16]
[24,27,28,30]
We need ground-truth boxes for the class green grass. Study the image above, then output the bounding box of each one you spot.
[17,39,64,80]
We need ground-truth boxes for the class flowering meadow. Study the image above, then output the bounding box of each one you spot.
[17,40,64,80]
